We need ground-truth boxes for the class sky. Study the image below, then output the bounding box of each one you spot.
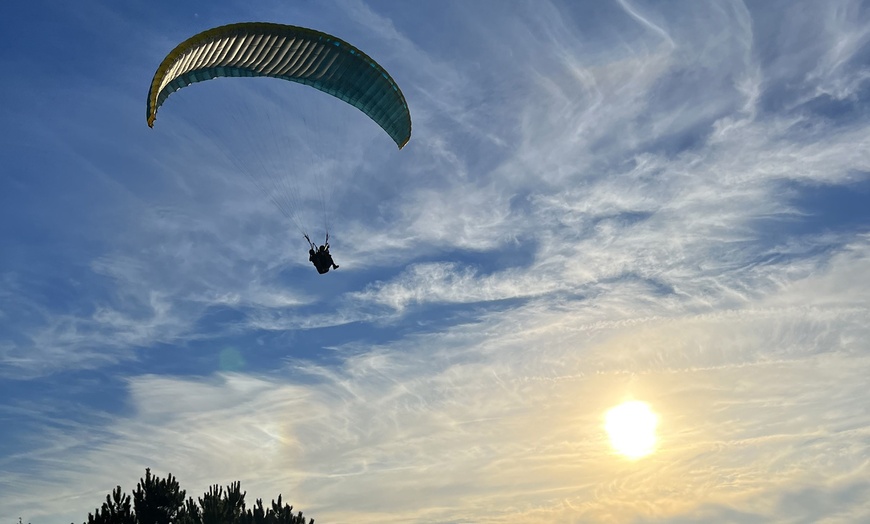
[2,0,870,522]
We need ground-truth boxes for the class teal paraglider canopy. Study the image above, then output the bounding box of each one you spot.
[146,22,412,149]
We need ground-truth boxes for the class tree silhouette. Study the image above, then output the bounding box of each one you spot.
[76,469,312,524]
[132,469,186,524]
[86,486,135,524]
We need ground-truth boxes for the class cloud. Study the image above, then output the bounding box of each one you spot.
[5,234,870,522]
[3,1,870,522]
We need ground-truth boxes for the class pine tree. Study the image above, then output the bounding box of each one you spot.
[75,469,313,524]
[86,486,135,524]
[198,482,246,524]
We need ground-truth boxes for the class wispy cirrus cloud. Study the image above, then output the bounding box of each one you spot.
[3,1,870,522]
[5,239,870,522]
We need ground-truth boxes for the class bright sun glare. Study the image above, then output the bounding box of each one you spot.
[605,401,658,460]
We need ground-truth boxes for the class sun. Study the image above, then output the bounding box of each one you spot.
[605,401,658,460]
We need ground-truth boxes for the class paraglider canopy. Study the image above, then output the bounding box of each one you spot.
[146,22,411,149]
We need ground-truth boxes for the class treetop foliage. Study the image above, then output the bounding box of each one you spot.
[77,468,312,524]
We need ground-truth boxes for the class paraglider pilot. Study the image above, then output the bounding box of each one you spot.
[306,235,339,274]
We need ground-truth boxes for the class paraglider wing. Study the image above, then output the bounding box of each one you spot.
[146,22,412,149]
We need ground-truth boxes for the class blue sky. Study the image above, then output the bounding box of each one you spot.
[2,0,870,522]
